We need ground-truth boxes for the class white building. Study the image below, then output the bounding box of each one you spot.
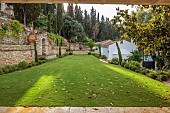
[108,40,138,60]
[97,40,138,60]
[96,40,114,58]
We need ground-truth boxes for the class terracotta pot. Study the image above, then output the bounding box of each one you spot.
[27,34,35,44]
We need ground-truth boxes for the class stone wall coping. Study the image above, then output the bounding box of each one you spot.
[61,46,68,49]
[0,45,33,51]
[38,54,56,57]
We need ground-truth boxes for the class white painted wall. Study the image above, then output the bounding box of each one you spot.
[108,40,138,60]
[101,47,109,58]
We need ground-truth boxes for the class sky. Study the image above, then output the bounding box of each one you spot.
[64,4,136,20]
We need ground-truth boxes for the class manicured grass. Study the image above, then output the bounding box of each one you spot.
[0,55,170,107]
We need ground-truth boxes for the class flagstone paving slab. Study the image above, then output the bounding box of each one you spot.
[0,107,170,113]
[70,107,86,113]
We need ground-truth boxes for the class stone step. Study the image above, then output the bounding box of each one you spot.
[0,107,170,113]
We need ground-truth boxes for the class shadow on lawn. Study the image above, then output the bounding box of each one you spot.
[103,64,170,106]
[0,62,65,106]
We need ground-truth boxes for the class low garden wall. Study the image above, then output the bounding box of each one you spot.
[0,45,34,67]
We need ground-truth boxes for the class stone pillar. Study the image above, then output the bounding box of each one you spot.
[39,39,42,55]
[46,38,49,55]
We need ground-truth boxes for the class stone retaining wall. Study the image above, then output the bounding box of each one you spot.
[0,45,34,67]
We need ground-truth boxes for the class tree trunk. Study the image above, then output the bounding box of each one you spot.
[22,6,26,26]
[32,22,34,31]
[162,57,170,70]
[59,30,61,36]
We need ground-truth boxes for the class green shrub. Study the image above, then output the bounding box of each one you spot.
[0,68,4,75]
[124,63,130,69]
[29,61,38,67]
[128,50,142,62]
[121,61,127,67]
[5,65,16,73]
[157,70,170,81]
[92,53,100,59]
[38,60,43,64]
[129,64,138,71]
[63,53,68,57]
[42,60,47,63]
[129,61,141,68]
[2,67,10,74]
[59,55,63,58]
[148,70,157,79]
[88,52,92,55]
[18,61,29,69]
[68,52,73,55]
[135,69,140,73]
[112,58,119,65]
[138,67,148,75]
[159,75,169,81]
[38,56,47,61]
[101,55,107,59]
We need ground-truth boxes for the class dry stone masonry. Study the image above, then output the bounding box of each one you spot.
[0,45,34,67]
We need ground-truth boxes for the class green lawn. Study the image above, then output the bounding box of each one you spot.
[0,55,170,107]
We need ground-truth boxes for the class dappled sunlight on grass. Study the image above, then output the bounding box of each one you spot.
[103,64,170,101]
[15,75,58,106]
[15,75,61,106]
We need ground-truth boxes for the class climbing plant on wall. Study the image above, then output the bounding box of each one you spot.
[10,20,23,44]
[48,33,64,45]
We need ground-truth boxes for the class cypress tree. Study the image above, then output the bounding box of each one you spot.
[116,42,122,65]
[34,41,38,62]
[54,15,57,34]
[97,12,100,23]
[99,44,101,57]
[57,4,63,35]
[59,39,62,56]
[75,4,79,20]
[78,6,83,24]
[67,3,74,18]
[47,12,52,33]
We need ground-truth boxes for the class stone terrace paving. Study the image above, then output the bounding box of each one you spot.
[0,107,170,113]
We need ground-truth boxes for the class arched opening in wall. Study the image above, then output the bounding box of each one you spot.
[42,38,46,55]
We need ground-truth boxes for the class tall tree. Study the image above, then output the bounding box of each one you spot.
[90,7,96,28]
[84,13,92,38]
[116,42,122,64]
[97,12,100,23]
[83,10,91,37]
[41,4,56,16]
[92,23,99,42]
[53,14,57,34]
[47,12,52,33]
[90,7,97,39]
[113,6,170,69]
[62,15,84,43]
[98,15,105,41]
[78,6,83,24]
[12,4,41,26]
[75,4,79,20]
[67,3,74,18]
[57,4,63,35]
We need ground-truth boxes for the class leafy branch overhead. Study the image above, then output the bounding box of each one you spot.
[112,5,170,69]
